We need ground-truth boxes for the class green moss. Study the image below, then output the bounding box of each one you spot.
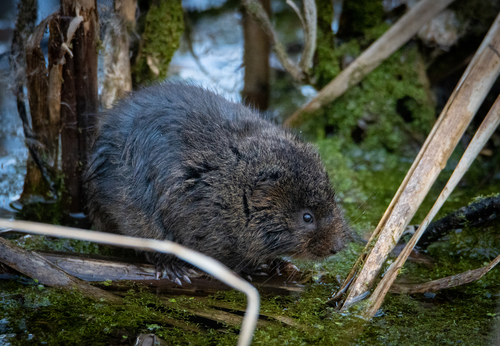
[315,46,435,152]
[0,283,238,345]
[16,173,66,225]
[360,292,496,345]
[313,0,387,88]
[338,0,385,37]
[133,0,184,85]
[13,235,100,255]
[469,193,500,204]
[16,200,64,225]
[311,0,435,153]
[427,223,500,263]
[315,137,411,233]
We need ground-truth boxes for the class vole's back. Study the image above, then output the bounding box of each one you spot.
[87,84,260,234]
[86,83,350,276]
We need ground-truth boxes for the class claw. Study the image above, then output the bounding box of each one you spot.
[289,264,299,272]
[182,275,192,284]
[188,269,198,275]
[162,269,171,280]
[174,277,182,286]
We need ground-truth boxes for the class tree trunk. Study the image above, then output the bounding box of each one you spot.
[241,0,270,111]
[101,0,135,109]
[9,0,39,202]
[25,16,59,184]
[60,0,99,218]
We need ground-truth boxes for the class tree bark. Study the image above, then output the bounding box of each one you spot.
[101,0,135,109]
[60,0,99,216]
[9,0,41,202]
[242,0,270,111]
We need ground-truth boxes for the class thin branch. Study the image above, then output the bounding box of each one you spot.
[299,0,316,73]
[285,0,457,127]
[65,6,83,47]
[0,219,259,346]
[242,0,303,81]
[0,237,122,303]
[286,0,304,29]
[389,253,500,294]
[160,297,274,329]
[34,252,306,296]
[418,195,500,248]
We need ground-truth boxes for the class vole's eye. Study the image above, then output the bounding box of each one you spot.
[303,213,313,223]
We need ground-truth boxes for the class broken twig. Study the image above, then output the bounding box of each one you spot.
[418,195,500,248]
[242,0,317,81]
[389,253,500,294]
[0,237,121,303]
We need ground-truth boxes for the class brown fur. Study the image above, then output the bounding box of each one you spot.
[85,83,351,278]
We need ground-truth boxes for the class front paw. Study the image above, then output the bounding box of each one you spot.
[146,253,197,285]
[261,259,299,276]
[155,261,198,285]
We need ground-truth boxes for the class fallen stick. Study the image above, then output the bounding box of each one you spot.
[203,299,312,332]
[0,219,259,346]
[242,0,302,81]
[285,0,456,127]
[364,91,500,317]
[417,195,500,248]
[9,251,305,296]
[158,296,274,329]
[299,0,316,72]
[389,253,500,294]
[330,11,500,313]
[0,237,122,303]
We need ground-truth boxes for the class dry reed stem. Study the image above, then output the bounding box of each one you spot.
[389,253,500,294]
[333,11,500,314]
[364,92,500,317]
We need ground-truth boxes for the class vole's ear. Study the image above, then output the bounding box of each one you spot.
[250,166,284,209]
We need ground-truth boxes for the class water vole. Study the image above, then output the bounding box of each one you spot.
[85,83,350,282]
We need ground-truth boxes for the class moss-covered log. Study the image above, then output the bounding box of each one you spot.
[132,0,184,85]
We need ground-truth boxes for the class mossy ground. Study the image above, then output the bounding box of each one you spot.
[3,139,499,345]
[3,0,500,344]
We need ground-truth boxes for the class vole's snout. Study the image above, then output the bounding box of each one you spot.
[329,248,339,255]
[329,238,347,255]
